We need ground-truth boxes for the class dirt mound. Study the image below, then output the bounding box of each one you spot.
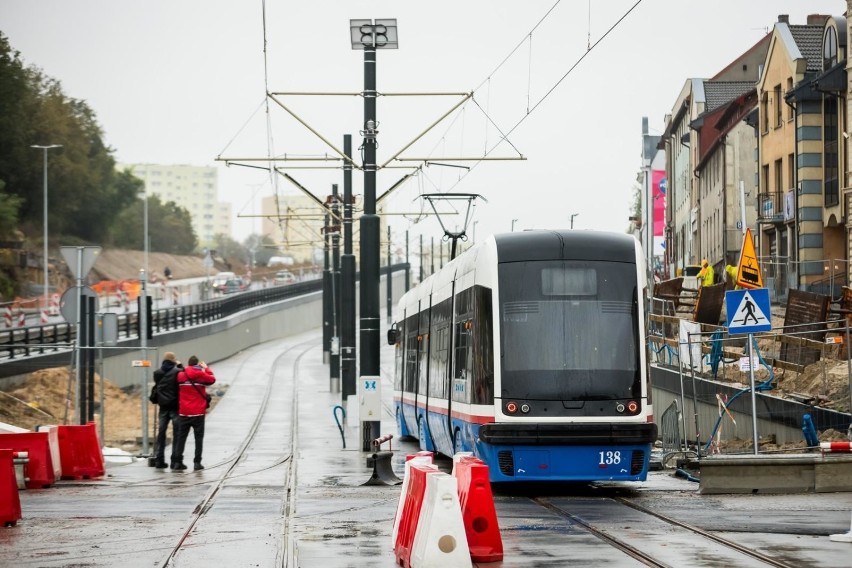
[91,250,229,283]
[0,367,146,451]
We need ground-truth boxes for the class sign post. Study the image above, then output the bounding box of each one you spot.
[726,288,772,455]
[60,246,101,425]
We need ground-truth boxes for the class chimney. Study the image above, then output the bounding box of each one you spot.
[778,14,789,24]
[806,14,830,26]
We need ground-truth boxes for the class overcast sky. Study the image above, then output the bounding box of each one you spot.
[2,0,843,252]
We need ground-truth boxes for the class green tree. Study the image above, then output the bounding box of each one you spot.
[0,181,23,239]
[0,32,136,244]
[111,193,197,254]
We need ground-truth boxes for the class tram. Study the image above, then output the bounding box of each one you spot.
[388,230,657,482]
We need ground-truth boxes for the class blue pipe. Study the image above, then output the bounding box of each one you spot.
[703,335,774,452]
[333,405,346,449]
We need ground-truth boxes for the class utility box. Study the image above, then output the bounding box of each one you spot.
[359,376,381,420]
[359,376,381,451]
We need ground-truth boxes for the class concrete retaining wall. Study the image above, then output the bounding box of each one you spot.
[699,454,852,494]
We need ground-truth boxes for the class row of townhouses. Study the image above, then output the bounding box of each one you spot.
[656,8,848,301]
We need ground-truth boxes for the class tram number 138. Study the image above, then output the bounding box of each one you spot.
[598,451,622,466]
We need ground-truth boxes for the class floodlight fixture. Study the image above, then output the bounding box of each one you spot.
[350,19,398,50]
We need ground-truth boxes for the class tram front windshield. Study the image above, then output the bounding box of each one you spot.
[498,260,639,401]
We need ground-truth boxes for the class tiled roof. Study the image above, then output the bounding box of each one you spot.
[789,25,824,72]
[703,81,755,112]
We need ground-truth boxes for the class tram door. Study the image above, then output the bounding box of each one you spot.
[402,309,419,437]
[416,298,434,450]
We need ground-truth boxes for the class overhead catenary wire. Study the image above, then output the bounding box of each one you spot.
[446,0,644,192]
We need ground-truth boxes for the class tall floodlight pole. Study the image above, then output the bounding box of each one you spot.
[32,144,62,323]
[331,184,341,392]
[341,135,357,402]
[350,19,398,383]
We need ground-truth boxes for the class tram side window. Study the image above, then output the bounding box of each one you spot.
[418,309,430,396]
[472,286,494,405]
[452,288,473,404]
[404,314,418,394]
[394,320,404,391]
[430,297,452,399]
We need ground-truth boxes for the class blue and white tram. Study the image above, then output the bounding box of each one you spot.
[388,230,657,482]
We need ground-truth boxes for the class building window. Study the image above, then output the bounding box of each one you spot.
[825,96,839,207]
[761,92,769,133]
[786,78,794,121]
[824,26,838,70]
[787,153,795,191]
[774,159,782,194]
[762,164,769,194]
[774,85,782,128]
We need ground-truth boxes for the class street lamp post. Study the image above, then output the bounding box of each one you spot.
[570,213,579,229]
[511,218,518,232]
[32,144,62,323]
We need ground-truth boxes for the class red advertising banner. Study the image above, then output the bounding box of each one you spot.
[652,170,665,237]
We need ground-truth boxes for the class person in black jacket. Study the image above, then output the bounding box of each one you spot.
[152,352,183,469]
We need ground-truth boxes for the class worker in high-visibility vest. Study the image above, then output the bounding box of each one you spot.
[725,264,740,289]
[697,259,715,287]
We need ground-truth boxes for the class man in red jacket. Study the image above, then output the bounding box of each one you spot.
[172,355,216,471]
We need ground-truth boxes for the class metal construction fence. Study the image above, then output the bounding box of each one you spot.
[649,313,852,458]
[757,256,850,304]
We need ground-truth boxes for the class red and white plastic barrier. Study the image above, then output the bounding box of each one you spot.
[172,287,179,306]
[17,307,25,327]
[0,448,22,527]
[410,473,471,568]
[0,431,56,489]
[392,452,434,549]
[3,304,11,328]
[454,456,503,562]
[393,452,502,567]
[49,293,60,316]
[820,442,852,453]
[56,422,104,480]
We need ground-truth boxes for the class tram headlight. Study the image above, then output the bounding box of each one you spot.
[627,400,639,414]
[505,401,518,414]
[520,403,530,414]
[616,403,625,413]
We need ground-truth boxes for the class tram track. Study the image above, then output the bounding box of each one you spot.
[533,494,796,568]
[161,337,316,567]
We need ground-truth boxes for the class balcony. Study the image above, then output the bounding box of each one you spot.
[757,190,794,224]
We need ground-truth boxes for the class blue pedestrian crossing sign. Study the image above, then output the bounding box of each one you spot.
[725,288,772,335]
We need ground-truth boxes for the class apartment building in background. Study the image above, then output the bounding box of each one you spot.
[118,163,233,249]
[261,193,326,264]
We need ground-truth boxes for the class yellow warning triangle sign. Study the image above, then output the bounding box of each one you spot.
[736,228,763,289]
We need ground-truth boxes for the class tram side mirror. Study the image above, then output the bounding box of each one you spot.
[387,327,399,345]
